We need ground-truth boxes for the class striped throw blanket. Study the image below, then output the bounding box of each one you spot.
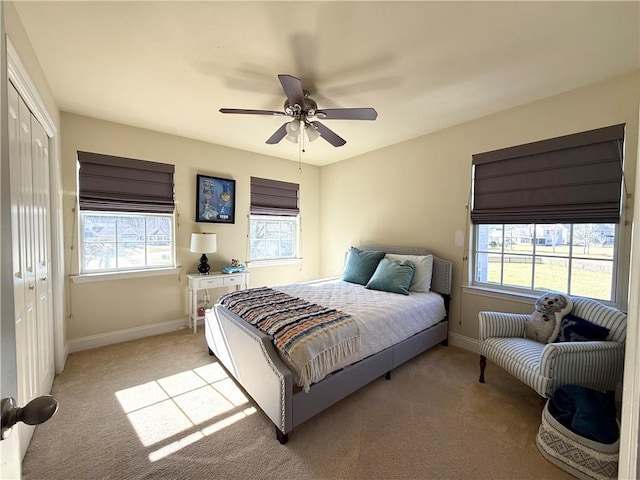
[219,287,360,392]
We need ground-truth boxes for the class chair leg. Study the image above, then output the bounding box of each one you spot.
[479,355,486,383]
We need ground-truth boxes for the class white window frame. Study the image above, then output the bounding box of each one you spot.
[472,222,619,304]
[78,211,177,275]
[247,214,301,267]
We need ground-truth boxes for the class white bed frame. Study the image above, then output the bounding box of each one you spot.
[204,245,452,443]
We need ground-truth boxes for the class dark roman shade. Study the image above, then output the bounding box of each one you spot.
[78,151,175,214]
[250,176,299,216]
[471,124,625,224]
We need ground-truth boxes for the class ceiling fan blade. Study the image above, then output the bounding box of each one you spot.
[219,108,287,116]
[310,121,346,147]
[265,123,289,144]
[316,108,378,120]
[278,74,305,109]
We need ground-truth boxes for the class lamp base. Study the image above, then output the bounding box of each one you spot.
[197,254,210,274]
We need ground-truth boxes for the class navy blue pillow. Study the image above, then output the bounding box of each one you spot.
[555,313,610,342]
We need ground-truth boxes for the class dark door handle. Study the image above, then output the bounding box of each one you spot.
[1,395,58,440]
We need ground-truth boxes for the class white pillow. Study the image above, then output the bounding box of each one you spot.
[385,254,433,293]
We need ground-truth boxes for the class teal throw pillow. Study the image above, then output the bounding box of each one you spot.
[341,247,385,285]
[365,258,415,295]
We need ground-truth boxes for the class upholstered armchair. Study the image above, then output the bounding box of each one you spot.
[478,296,627,398]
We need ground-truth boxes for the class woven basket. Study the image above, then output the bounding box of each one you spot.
[536,400,619,480]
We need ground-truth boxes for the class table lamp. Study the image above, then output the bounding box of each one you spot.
[190,233,217,274]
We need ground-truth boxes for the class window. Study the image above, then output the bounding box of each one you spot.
[470,124,625,302]
[81,212,174,272]
[249,215,299,261]
[77,151,176,274]
[474,223,616,301]
[249,177,300,263]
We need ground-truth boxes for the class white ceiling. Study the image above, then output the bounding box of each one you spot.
[12,1,640,167]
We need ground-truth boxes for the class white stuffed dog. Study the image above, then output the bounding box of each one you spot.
[524,292,573,343]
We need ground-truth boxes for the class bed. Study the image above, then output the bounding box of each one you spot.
[204,245,452,443]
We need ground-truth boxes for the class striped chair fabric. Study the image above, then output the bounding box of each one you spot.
[478,297,626,398]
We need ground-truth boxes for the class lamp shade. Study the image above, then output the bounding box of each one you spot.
[190,233,217,253]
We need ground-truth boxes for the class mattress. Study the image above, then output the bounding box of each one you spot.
[274,277,447,373]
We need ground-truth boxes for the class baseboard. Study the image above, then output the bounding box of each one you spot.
[448,332,478,353]
[68,317,190,353]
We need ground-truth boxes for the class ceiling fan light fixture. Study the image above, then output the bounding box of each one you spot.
[285,120,300,143]
[305,124,320,142]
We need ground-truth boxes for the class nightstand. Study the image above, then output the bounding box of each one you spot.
[187,271,250,333]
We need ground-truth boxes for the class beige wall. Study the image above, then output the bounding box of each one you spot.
[60,113,320,339]
[320,72,639,342]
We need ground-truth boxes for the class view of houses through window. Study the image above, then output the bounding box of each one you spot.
[81,213,174,273]
[474,223,616,301]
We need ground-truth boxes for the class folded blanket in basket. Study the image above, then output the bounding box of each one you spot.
[549,385,619,444]
[219,287,360,392]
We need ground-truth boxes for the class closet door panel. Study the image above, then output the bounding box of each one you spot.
[8,84,28,404]
[31,116,54,394]
[18,95,37,401]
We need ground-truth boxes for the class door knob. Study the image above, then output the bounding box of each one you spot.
[1,395,58,440]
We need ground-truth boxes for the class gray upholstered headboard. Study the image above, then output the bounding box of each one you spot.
[358,245,452,296]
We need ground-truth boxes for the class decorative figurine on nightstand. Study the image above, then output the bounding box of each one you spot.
[221,258,246,274]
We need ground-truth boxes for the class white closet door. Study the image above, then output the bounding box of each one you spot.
[8,81,54,459]
[13,84,38,457]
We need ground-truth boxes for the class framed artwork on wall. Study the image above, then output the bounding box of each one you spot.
[196,174,236,224]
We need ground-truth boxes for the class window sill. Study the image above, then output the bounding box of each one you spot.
[70,266,182,284]
[246,258,302,268]
[462,284,619,309]
[461,285,537,305]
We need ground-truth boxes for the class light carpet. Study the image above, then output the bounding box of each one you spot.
[22,329,573,479]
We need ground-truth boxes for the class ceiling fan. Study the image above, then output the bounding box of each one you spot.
[219,74,377,147]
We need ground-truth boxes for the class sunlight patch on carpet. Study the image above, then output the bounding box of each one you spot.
[115,362,255,454]
[149,407,257,462]
[156,370,207,397]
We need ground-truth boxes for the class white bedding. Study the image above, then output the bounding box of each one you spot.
[275,277,447,373]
